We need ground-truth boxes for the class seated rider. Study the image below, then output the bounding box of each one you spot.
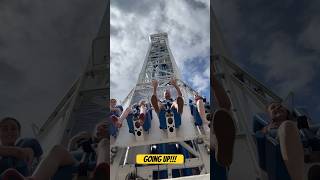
[151,79,184,115]
[256,101,305,180]
[193,94,210,140]
[194,94,209,122]
[111,100,149,131]
[109,98,124,128]
[109,98,147,126]
[128,100,148,127]
[0,117,36,176]
[1,121,109,180]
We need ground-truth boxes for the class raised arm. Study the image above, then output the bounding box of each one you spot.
[152,80,159,97]
[0,146,34,163]
[170,79,182,97]
[212,63,231,110]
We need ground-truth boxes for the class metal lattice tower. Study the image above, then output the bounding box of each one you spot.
[138,33,181,83]
[111,33,211,180]
[123,33,198,107]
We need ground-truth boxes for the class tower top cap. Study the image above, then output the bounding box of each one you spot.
[149,32,168,43]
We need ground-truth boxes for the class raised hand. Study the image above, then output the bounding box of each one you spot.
[169,79,177,86]
[152,80,158,88]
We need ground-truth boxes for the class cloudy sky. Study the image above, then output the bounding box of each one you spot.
[0,1,106,136]
[212,0,320,122]
[110,0,210,103]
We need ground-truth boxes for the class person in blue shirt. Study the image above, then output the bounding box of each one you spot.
[109,98,123,128]
[151,79,184,115]
[256,101,304,180]
[0,117,36,176]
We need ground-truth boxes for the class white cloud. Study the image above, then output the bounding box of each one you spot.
[204,65,210,79]
[190,73,210,95]
[110,0,210,101]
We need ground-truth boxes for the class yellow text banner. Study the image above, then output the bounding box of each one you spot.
[136,154,184,164]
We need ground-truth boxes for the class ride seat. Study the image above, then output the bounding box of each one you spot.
[127,104,153,133]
